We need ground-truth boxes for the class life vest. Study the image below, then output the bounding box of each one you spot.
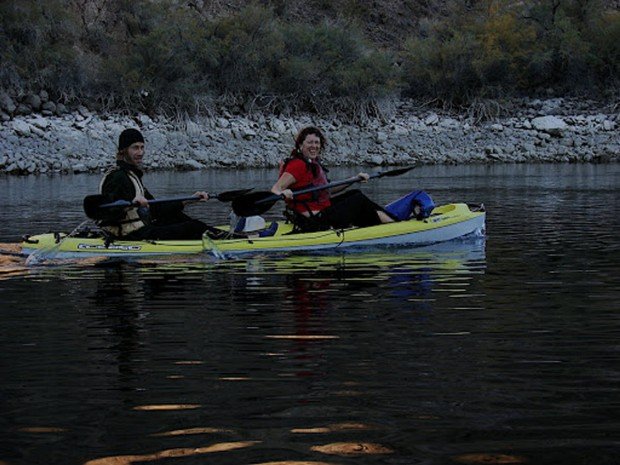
[280,158,330,214]
[98,169,146,237]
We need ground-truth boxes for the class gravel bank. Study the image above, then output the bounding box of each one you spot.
[1,98,617,175]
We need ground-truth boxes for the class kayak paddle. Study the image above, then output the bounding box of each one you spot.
[84,187,253,220]
[232,166,414,217]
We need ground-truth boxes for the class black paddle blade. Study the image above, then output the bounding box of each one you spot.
[214,188,254,202]
[83,194,110,219]
[379,166,415,178]
[232,191,280,217]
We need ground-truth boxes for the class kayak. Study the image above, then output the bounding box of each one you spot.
[20,203,485,259]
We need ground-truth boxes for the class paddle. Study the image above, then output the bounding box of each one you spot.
[84,188,253,220]
[232,166,414,217]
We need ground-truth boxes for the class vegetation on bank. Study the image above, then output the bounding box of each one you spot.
[0,0,618,118]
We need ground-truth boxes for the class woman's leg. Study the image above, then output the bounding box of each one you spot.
[322,190,394,228]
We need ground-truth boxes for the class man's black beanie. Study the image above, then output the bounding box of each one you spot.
[118,128,145,151]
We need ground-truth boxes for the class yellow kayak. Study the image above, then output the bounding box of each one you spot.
[20,203,485,259]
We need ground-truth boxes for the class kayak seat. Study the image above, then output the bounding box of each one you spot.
[283,208,328,234]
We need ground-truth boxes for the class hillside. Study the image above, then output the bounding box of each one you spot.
[0,0,618,119]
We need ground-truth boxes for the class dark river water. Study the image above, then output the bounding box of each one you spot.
[0,163,619,465]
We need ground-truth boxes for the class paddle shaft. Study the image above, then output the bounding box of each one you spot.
[99,196,201,209]
[98,189,252,209]
[232,166,414,217]
[257,174,371,205]
[257,167,414,205]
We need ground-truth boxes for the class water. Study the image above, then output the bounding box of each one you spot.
[0,163,619,465]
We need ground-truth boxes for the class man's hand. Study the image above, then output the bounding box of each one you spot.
[132,194,149,207]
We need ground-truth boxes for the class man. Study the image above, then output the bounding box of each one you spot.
[98,128,211,240]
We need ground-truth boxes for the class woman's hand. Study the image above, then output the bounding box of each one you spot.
[271,172,297,199]
[358,172,370,182]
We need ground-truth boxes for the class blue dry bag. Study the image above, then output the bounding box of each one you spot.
[385,190,435,221]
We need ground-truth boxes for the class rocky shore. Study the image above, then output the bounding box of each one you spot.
[0,95,618,175]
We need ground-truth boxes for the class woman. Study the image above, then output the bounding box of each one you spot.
[270,126,395,231]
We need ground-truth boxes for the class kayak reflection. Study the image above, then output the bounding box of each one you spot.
[237,237,487,304]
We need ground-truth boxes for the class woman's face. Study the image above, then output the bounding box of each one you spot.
[300,134,321,160]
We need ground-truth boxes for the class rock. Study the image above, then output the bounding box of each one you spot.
[0,92,16,114]
[183,159,205,170]
[269,118,286,133]
[73,163,88,173]
[602,120,615,131]
[25,94,42,111]
[242,128,257,140]
[74,116,93,129]
[15,104,32,116]
[137,113,153,127]
[531,115,567,136]
[490,123,504,131]
[521,142,537,153]
[0,112,10,122]
[31,116,50,130]
[77,106,90,118]
[30,126,46,138]
[55,103,67,115]
[262,130,279,140]
[370,155,384,165]
[376,131,388,143]
[424,113,439,126]
[439,117,460,128]
[185,120,203,136]
[539,98,563,115]
[39,90,49,103]
[86,159,101,170]
[12,120,31,136]
[392,125,409,136]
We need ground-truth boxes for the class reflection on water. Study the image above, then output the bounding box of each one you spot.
[0,239,487,465]
[1,163,619,465]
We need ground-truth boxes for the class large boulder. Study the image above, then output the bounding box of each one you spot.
[531,115,568,136]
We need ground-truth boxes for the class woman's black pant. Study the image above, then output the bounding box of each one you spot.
[307,189,393,230]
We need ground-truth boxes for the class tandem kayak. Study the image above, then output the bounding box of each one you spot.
[20,203,485,259]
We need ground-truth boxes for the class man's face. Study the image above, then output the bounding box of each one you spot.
[124,142,145,166]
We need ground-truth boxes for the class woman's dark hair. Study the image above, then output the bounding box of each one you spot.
[283,126,328,177]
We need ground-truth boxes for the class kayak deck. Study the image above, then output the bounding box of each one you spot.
[20,203,485,259]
